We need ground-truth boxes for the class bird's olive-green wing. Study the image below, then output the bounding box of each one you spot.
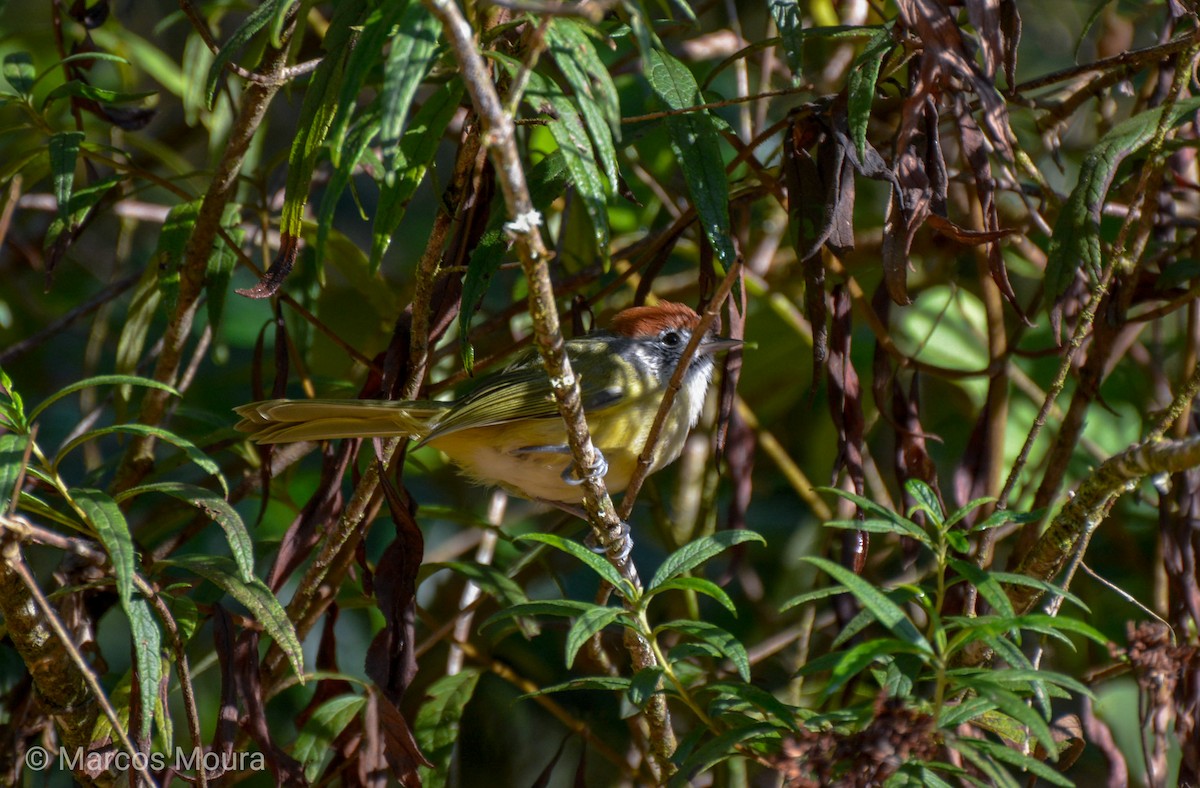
[421,338,623,443]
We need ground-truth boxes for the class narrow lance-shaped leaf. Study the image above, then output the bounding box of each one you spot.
[153,200,203,315]
[655,619,751,681]
[803,556,933,653]
[645,48,736,268]
[203,0,290,107]
[115,481,255,583]
[370,79,463,269]
[415,669,481,788]
[545,19,620,190]
[318,108,381,262]
[49,131,84,226]
[846,25,895,161]
[73,487,136,608]
[294,695,368,782]
[161,555,305,682]
[3,52,35,96]
[56,424,227,496]
[649,530,765,590]
[27,374,178,424]
[0,434,28,510]
[1045,96,1200,304]
[326,1,410,168]
[127,596,163,740]
[207,204,243,335]
[566,606,630,668]
[515,533,633,596]
[768,0,805,83]
[499,56,610,261]
[278,0,370,243]
[380,2,442,180]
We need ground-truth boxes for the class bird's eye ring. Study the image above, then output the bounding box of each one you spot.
[661,330,682,347]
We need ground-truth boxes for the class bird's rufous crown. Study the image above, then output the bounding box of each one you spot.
[609,301,701,338]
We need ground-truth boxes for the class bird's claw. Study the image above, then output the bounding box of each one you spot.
[584,519,632,562]
[562,449,609,486]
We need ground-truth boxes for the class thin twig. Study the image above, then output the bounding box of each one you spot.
[423,0,674,773]
[617,261,742,520]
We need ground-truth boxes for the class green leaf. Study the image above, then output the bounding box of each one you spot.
[703,681,798,728]
[318,108,380,262]
[990,572,1089,612]
[645,48,735,268]
[648,576,737,615]
[971,506,1043,531]
[802,556,932,653]
[1045,96,1200,303]
[48,131,84,226]
[937,695,998,728]
[42,81,157,109]
[506,60,610,259]
[294,695,367,782]
[566,606,631,668]
[768,0,805,83]
[0,433,29,510]
[430,561,528,607]
[44,175,123,254]
[818,486,931,546]
[944,496,998,529]
[155,201,203,313]
[115,266,162,396]
[957,738,1074,787]
[126,596,163,740]
[416,670,481,788]
[669,722,778,787]
[73,488,136,608]
[520,676,631,697]
[545,19,620,190]
[0,367,27,431]
[369,79,463,269]
[204,0,290,107]
[479,598,597,632]
[207,203,243,334]
[779,585,845,612]
[823,517,931,545]
[326,2,407,168]
[628,666,664,709]
[27,374,179,424]
[3,52,34,96]
[277,0,371,241]
[115,482,254,583]
[160,555,305,682]
[649,530,765,590]
[846,25,895,161]
[56,424,227,496]
[947,557,1013,617]
[954,681,1057,758]
[380,2,442,179]
[821,638,926,699]
[515,533,632,596]
[904,479,944,525]
[655,619,750,681]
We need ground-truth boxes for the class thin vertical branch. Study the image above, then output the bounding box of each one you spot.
[421,0,674,772]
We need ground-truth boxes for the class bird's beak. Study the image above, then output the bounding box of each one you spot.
[699,336,744,354]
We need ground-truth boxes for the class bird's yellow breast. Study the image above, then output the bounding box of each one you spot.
[426,389,695,504]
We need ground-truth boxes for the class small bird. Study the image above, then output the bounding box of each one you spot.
[234,302,740,505]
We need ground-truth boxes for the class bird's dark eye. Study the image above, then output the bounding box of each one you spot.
[661,330,682,347]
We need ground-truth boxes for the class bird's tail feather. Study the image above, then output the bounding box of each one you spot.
[233,399,449,444]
